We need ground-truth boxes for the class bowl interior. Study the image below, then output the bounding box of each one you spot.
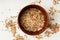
[18,4,49,35]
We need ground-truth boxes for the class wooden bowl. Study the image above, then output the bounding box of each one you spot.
[18,4,49,35]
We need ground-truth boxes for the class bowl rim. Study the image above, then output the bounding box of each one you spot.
[18,4,49,35]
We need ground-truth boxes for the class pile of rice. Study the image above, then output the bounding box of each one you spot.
[20,8,45,32]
